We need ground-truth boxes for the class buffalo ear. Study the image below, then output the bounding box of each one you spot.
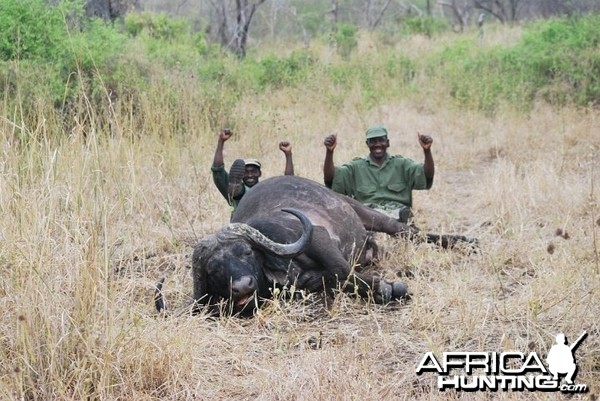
[192,237,216,304]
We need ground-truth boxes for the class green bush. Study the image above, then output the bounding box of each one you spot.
[193,31,214,56]
[0,0,131,137]
[0,0,68,61]
[506,16,600,106]
[124,12,189,41]
[326,64,356,88]
[334,23,358,60]
[3,2,600,142]
[293,2,331,38]
[428,15,600,113]
[255,50,315,89]
[399,16,450,37]
[322,53,416,111]
[384,54,416,84]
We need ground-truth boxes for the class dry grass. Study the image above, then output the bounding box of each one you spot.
[1,32,599,400]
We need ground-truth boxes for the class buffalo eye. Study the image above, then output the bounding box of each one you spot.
[205,262,222,275]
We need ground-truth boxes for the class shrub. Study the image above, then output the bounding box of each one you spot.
[0,0,68,61]
[0,0,131,138]
[507,15,600,106]
[427,15,600,113]
[334,23,358,60]
[124,12,189,41]
[399,16,450,37]
[255,50,315,89]
[293,2,331,38]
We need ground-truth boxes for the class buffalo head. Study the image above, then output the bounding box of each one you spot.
[191,208,313,314]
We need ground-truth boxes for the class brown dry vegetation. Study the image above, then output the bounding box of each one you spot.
[0,29,599,400]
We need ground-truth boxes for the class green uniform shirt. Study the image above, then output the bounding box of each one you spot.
[211,164,250,210]
[331,154,433,210]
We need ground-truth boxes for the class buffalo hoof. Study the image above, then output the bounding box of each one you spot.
[378,280,410,303]
[391,281,409,300]
[458,236,479,254]
[227,159,246,200]
[466,237,479,246]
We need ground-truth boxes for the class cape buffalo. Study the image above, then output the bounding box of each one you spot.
[155,176,474,315]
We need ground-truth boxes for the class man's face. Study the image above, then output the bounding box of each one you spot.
[243,166,261,187]
[366,136,389,161]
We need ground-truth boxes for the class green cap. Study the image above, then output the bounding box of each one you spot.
[365,125,388,139]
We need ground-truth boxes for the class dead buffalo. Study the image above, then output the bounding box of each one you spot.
[155,176,474,315]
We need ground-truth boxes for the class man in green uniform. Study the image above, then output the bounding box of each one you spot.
[323,125,434,223]
[211,128,294,210]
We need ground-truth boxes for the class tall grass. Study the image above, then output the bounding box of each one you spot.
[0,5,599,400]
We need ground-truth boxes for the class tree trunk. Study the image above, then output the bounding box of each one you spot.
[209,0,265,59]
[364,0,394,31]
[328,0,339,33]
[85,0,139,21]
[438,0,471,33]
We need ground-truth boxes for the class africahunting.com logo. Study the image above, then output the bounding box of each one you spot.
[415,332,588,393]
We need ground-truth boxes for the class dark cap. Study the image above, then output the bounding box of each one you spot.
[365,125,388,139]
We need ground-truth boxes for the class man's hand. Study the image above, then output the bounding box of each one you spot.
[417,132,433,150]
[219,128,233,142]
[279,141,292,155]
[324,134,337,152]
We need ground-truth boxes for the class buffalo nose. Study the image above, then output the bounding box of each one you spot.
[231,276,256,296]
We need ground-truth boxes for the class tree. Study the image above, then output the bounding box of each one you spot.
[363,0,393,30]
[327,0,339,33]
[438,0,472,33]
[473,0,522,24]
[85,0,140,21]
[208,0,267,59]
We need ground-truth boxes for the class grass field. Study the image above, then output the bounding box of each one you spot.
[0,27,599,400]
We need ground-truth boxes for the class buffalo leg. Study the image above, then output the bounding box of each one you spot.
[342,195,478,250]
[339,272,409,302]
[342,195,413,236]
[293,227,408,303]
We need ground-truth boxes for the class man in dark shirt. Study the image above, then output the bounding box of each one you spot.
[211,128,294,210]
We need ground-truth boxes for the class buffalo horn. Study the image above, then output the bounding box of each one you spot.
[225,208,313,257]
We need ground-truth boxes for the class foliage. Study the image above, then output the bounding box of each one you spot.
[292,1,331,38]
[428,39,510,113]
[0,0,128,139]
[507,16,600,106]
[254,50,316,89]
[397,16,451,37]
[62,18,127,86]
[0,0,69,61]
[193,30,213,56]
[333,23,358,60]
[2,2,600,140]
[429,14,600,113]
[124,12,189,41]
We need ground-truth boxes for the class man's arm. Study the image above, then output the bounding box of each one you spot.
[211,129,234,202]
[212,128,233,168]
[418,133,434,180]
[279,141,294,176]
[323,135,337,187]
